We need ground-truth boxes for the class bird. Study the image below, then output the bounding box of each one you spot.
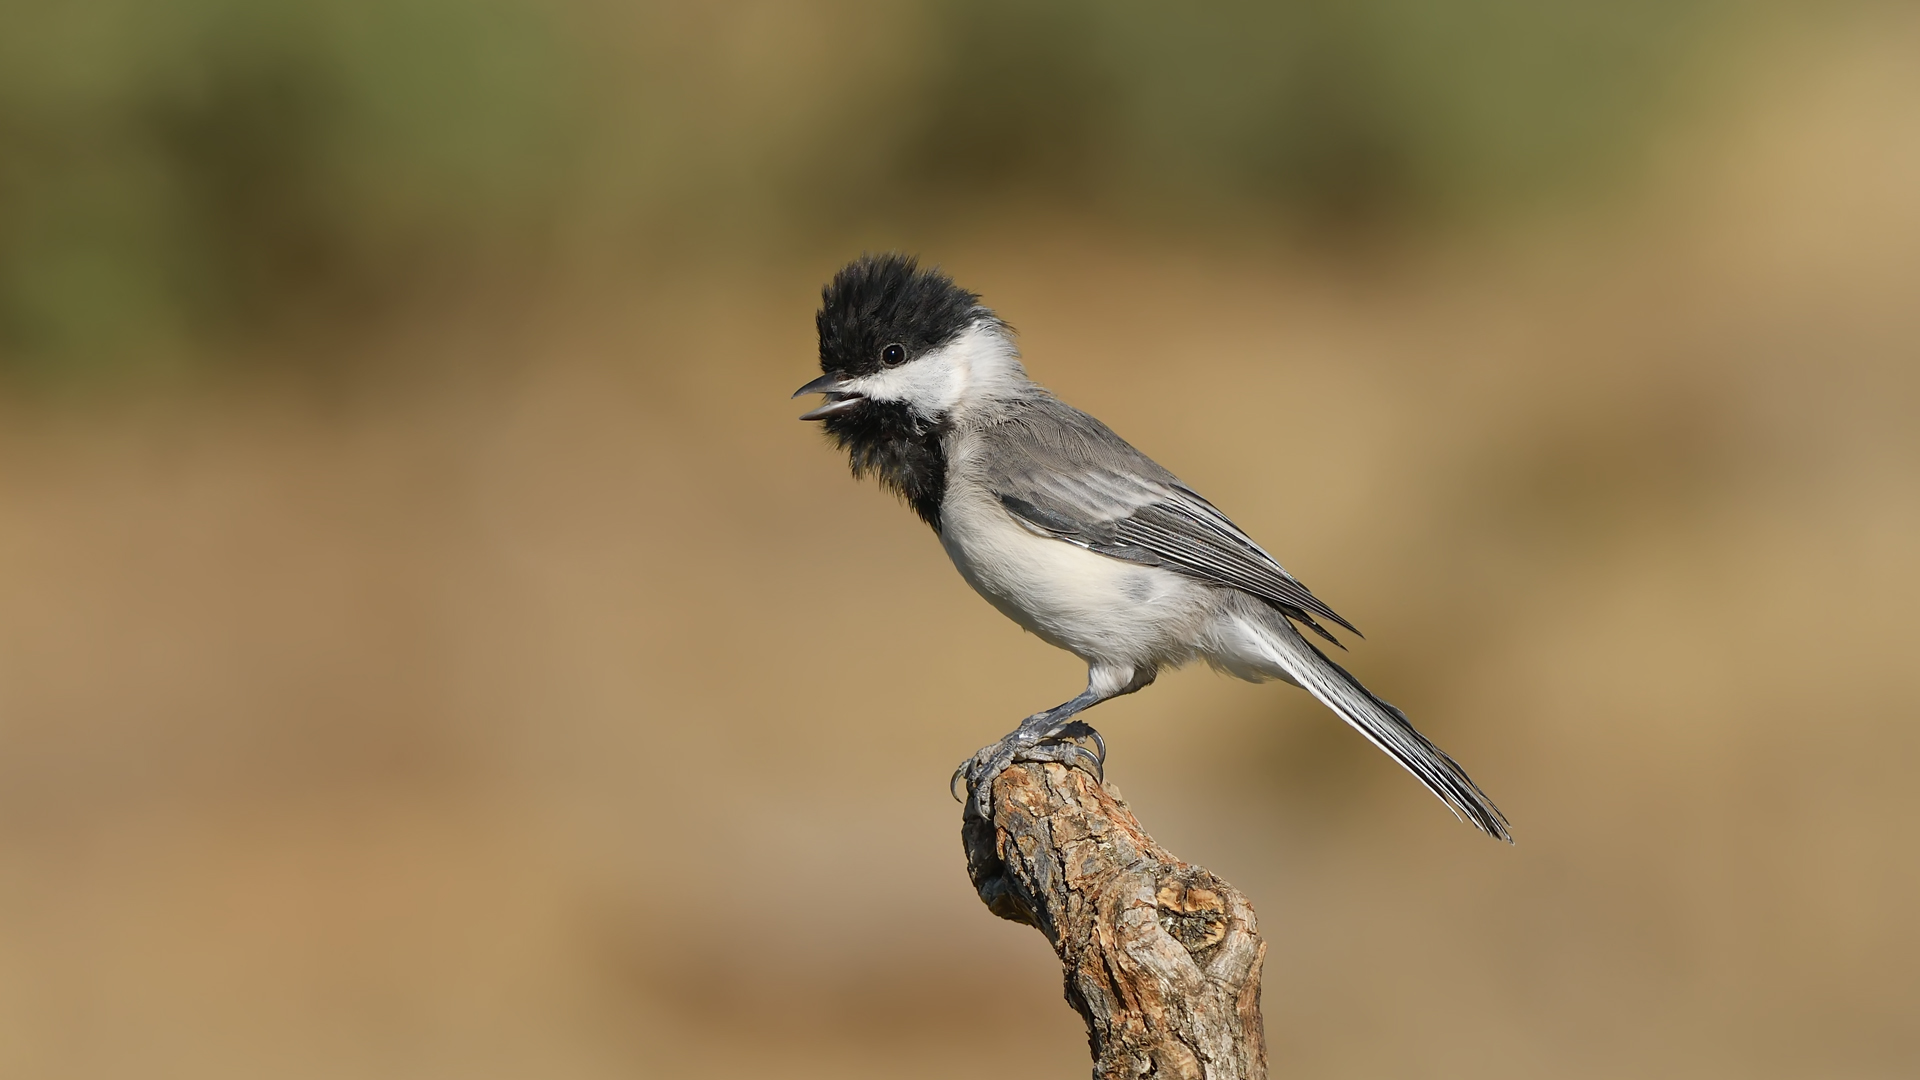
[795,252,1510,841]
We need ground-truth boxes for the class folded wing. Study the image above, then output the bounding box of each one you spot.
[981,397,1360,645]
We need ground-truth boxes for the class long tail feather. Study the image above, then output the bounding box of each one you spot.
[1254,618,1512,842]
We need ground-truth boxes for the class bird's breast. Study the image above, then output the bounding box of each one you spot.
[937,483,1207,666]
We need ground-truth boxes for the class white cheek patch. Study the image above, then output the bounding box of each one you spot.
[844,320,1024,416]
[849,353,966,413]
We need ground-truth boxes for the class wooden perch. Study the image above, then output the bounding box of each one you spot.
[961,761,1268,1080]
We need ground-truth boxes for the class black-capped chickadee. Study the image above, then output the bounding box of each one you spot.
[797,253,1509,841]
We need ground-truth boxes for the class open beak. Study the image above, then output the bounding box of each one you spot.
[792,373,865,420]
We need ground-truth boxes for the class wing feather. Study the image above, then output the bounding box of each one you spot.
[980,397,1360,643]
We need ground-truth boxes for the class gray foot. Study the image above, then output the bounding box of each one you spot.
[951,721,1107,820]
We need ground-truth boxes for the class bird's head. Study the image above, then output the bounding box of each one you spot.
[794,253,1022,433]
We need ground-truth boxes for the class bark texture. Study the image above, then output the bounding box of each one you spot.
[962,762,1268,1080]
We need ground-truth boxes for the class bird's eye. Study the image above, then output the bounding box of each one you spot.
[881,343,907,366]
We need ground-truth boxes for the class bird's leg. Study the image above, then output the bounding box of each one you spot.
[951,691,1105,817]
[952,665,1154,819]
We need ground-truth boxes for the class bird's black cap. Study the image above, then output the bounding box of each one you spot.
[815,253,987,377]
[804,253,989,531]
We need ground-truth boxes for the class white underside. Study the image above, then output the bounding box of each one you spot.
[938,477,1303,690]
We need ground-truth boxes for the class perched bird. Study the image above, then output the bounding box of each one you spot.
[796,253,1510,841]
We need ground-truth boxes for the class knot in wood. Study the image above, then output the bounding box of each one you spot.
[1155,874,1229,954]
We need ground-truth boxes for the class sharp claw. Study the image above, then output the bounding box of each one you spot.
[958,721,1110,819]
[1061,742,1103,782]
[1043,721,1106,766]
[1008,739,1104,782]
[956,746,1014,818]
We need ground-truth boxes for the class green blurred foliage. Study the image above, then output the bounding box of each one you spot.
[891,0,1720,224]
[0,0,578,380]
[0,0,1731,380]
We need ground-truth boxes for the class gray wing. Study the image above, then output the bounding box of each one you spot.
[980,397,1361,644]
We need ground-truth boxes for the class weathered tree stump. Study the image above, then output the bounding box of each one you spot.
[962,761,1268,1079]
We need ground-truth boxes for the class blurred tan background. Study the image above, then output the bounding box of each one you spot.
[2,2,1918,1077]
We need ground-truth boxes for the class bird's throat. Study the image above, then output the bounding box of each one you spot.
[825,400,949,530]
